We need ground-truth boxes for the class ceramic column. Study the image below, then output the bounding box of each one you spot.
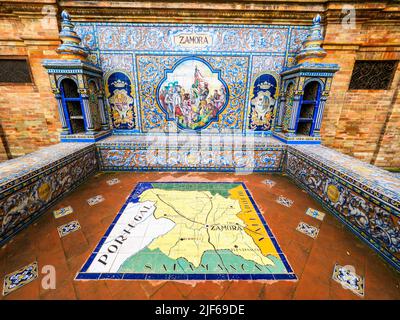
[97,94,109,130]
[312,96,327,136]
[55,91,69,134]
[275,95,286,132]
[80,90,95,132]
[288,95,301,134]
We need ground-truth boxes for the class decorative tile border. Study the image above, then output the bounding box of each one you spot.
[332,264,364,297]
[2,262,38,296]
[57,220,81,238]
[296,222,319,239]
[53,206,74,219]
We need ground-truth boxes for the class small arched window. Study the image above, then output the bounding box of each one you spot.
[60,78,85,134]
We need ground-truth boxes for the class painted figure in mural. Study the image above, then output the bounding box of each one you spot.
[106,72,135,130]
[249,73,278,132]
[158,58,228,130]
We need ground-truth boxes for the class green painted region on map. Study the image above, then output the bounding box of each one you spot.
[118,247,287,274]
[150,182,241,197]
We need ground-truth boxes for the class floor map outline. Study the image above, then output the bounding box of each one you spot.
[76,182,296,280]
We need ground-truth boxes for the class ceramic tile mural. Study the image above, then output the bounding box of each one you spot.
[286,146,400,271]
[76,182,296,280]
[74,22,310,133]
[157,57,228,131]
[53,206,74,219]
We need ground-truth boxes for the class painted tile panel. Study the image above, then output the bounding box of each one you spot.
[77,182,296,280]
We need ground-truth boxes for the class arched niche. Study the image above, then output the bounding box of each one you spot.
[295,80,321,136]
[60,78,86,134]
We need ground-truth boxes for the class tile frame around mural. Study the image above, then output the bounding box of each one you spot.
[74,22,311,135]
[75,181,297,281]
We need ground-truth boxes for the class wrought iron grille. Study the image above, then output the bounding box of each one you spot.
[0,59,33,83]
[349,60,398,90]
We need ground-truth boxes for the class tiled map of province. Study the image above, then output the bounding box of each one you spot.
[76,182,296,280]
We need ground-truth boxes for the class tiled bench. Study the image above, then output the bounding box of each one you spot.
[96,134,286,172]
[286,144,400,271]
[0,143,97,245]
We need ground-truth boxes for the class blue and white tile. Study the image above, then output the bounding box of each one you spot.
[87,195,105,206]
[57,220,81,238]
[296,222,319,239]
[106,178,120,186]
[53,206,74,219]
[276,195,293,207]
[2,262,38,296]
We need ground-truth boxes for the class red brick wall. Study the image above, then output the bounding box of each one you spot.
[0,7,61,159]
[322,20,400,168]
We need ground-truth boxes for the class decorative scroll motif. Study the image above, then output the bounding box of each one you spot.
[248,72,279,131]
[296,222,319,239]
[106,71,135,130]
[282,82,295,132]
[157,57,228,131]
[349,60,398,90]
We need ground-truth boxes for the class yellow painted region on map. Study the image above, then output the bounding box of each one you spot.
[229,185,279,258]
[139,188,276,267]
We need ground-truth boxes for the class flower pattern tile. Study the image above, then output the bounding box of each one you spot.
[2,262,38,296]
[296,222,319,239]
[57,220,81,238]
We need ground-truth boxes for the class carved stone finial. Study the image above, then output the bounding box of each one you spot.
[56,10,88,60]
[295,14,327,64]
